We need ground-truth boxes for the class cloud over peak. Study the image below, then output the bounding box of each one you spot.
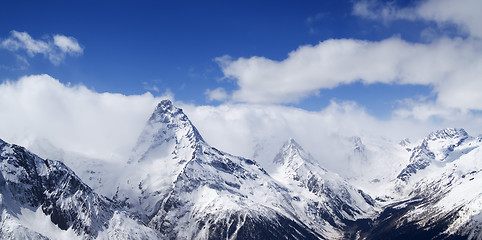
[1,30,83,65]
[0,74,480,169]
[0,74,161,161]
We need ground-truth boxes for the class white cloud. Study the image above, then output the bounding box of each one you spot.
[0,74,481,175]
[182,101,387,173]
[213,0,482,122]
[417,0,482,39]
[204,87,229,102]
[209,0,482,167]
[1,30,84,65]
[1,31,50,55]
[143,81,160,93]
[217,37,482,112]
[182,100,482,175]
[213,1,482,118]
[0,74,161,161]
[53,35,83,54]
[394,98,462,121]
[353,0,482,38]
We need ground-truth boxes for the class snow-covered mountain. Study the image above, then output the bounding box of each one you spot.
[0,138,161,239]
[1,99,481,240]
[397,128,470,183]
[271,138,378,226]
[114,100,328,239]
[355,128,482,239]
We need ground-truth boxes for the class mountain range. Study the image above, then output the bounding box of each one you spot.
[1,100,481,239]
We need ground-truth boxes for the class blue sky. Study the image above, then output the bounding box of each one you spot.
[0,0,480,119]
[0,0,481,163]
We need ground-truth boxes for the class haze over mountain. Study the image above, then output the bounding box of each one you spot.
[1,100,481,239]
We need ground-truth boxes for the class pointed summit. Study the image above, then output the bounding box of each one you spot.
[286,138,301,148]
[148,100,202,139]
[273,138,315,165]
[272,138,330,188]
[271,139,377,223]
[350,136,366,153]
[129,99,204,163]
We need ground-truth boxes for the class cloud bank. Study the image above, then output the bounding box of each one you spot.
[1,30,83,65]
[215,0,482,120]
[0,74,160,161]
[1,74,481,173]
[218,38,481,108]
[184,101,482,173]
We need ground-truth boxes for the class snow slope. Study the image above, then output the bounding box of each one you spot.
[357,128,482,239]
[271,138,378,225]
[0,138,162,239]
[398,129,482,238]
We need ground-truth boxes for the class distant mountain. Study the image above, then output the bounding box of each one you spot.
[271,138,378,227]
[397,128,470,183]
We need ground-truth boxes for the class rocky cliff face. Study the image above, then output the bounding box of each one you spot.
[0,138,161,239]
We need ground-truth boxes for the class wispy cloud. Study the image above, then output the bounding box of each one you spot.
[353,0,482,38]
[305,12,326,34]
[205,87,229,102]
[0,54,29,70]
[143,81,160,93]
[306,12,325,24]
[1,30,84,65]
[352,0,416,22]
